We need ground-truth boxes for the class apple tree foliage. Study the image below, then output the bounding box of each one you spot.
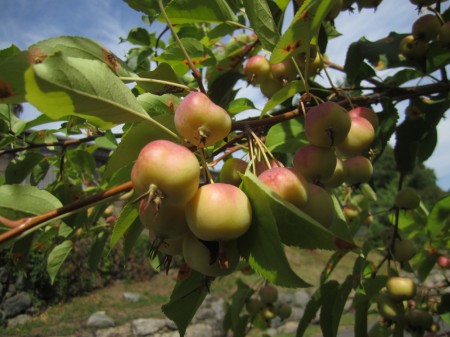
[1,0,450,336]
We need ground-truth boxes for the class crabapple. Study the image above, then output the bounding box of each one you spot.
[377,292,405,322]
[438,22,450,47]
[399,35,429,59]
[158,237,184,256]
[258,167,309,208]
[185,183,252,241]
[259,284,278,303]
[245,298,262,316]
[343,156,373,185]
[276,303,292,320]
[348,107,379,130]
[412,14,441,41]
[174,91,232,147]
[139,201,188,239]
[292,144,337,182]
[320,157,347,188]
[182,232,240,277]
[407,309,433,331]
[300,183,335,228]
[337,116,375,156]
[343,204,361,223]
[244,55,271,84]
[260,76,284,98]
[304,101,351,148]
[131,140,200,206]
[219,158,247,186]
[392,239,417,262]
[296,50,324,76]
[271,59,297,81]
[394,187,421,210]
[255,158,282,176]
[386,277,417,301]
[437,255,450,268]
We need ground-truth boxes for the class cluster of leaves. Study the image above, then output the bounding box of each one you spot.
[0,0,450,336]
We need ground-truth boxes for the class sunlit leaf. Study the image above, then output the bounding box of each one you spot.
[110,202,139,249]
[243,0,280,51]
[261,80,305,116]
[227,98,257,114]
[428,195,450,238]
[164,0,238,23]
[137,63,182,94]
[137,93,181,117]
[265,118,308,153]
[25,53,149,129]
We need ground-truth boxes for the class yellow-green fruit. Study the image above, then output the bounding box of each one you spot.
[392,239,417,262]
[377,292,405,321]
[412,14,441,41]
[399,35,429,59]
[321,157,347,188]
[300,183,335,228]
[386,277,417,301]
[245,298,262,316]
[219,158,247,186]
[395,187,420,210]
[259,284,278,304]
[277,303,292,320]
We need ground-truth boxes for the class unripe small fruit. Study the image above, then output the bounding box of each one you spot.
[258,167,309,208]
[245,298,262,316]
[394,188,421,210]
[276,303,292,320]
[348,107,379,130]
[305,101,351,148]
[412,14,441,41]
[271,59,297,81]
[158,237,183,256]
[139,202,189,239]
[337,116,375,156]
[343,204,361,223]
[300,183,335,228]
[399,35,429,59]
[131,140,200,206]
[437,255,450,268]
[292,145,337,182]
[245,55,271,84]
[321,157,347,188]
[343,156,373,185]
[182,232,240,277]
[186,183,252,241]
[174,92,232,147]
[386,277,417,301]
[259,284,278,304]
[392,239,417,262]
[260,77,284,98]
[219,158,247,186]
[377,292,405,321]
[407,309,433,330]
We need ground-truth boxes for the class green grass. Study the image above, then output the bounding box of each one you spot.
[1,249,360,337]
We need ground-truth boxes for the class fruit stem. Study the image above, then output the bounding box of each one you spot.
[157,0,207,94]
[199,148,215,184]
[119,77,197,93]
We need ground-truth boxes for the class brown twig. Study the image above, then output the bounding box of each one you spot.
[0,181,134,244]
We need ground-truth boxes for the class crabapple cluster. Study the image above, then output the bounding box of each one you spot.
[399,11,449,60]
[131,93,253,277]
[258,101,376,228]
[245,284,292,324]
[244,50,324,99]
[377,276,436,333]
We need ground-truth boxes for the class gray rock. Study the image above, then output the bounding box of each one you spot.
[87,311,115,329]
[278,292,293,305]
[95,323,132,337]
[7,314,31,327]
[290,307,305,321]
[3,292,32,318]
[7,284,16,295]
[131,318,168,336]
[123,292,142,303]
[279,320,298,334]
[185,322,215,337]
[293,290,310,308]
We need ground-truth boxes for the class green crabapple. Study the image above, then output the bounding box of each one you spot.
[174,91,232,147]
[343,156,373,185]
[131,140,200,206]
[185,183,252,241]
[219,158,247,186]
[386,276,417,301]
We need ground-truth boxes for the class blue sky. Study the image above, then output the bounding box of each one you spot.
[1,0,449,190]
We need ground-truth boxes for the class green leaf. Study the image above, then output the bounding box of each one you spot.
[121,27,152,46]
[384,68,423,87]
[123,219,144,258]
[94,131,118,150]
[103,115,178,179]
[0,184,62,216]
[416,250,438,282]
[428,195,450,238]
[137,93,181,117]
[229,280,254,329]
[67,149,96,178]
[137,63,182,94]
[110,203,139,249]
[261,80,305,116]
[240,173,312,288]
[265,118,308,153]
[0,104,27,134]
[89,231,108,271]
[320,275,353,337]
[270,0,335,64]
[162,270,209,337]
[30,159,50,186]
[25,53,149,129]
[227,98,257,115]
[0,51,32,104]
[243,0,280,51]
[426,42,450,73]
[164,0,238,23]
[47,240,73,284]
[5,152,45,184]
